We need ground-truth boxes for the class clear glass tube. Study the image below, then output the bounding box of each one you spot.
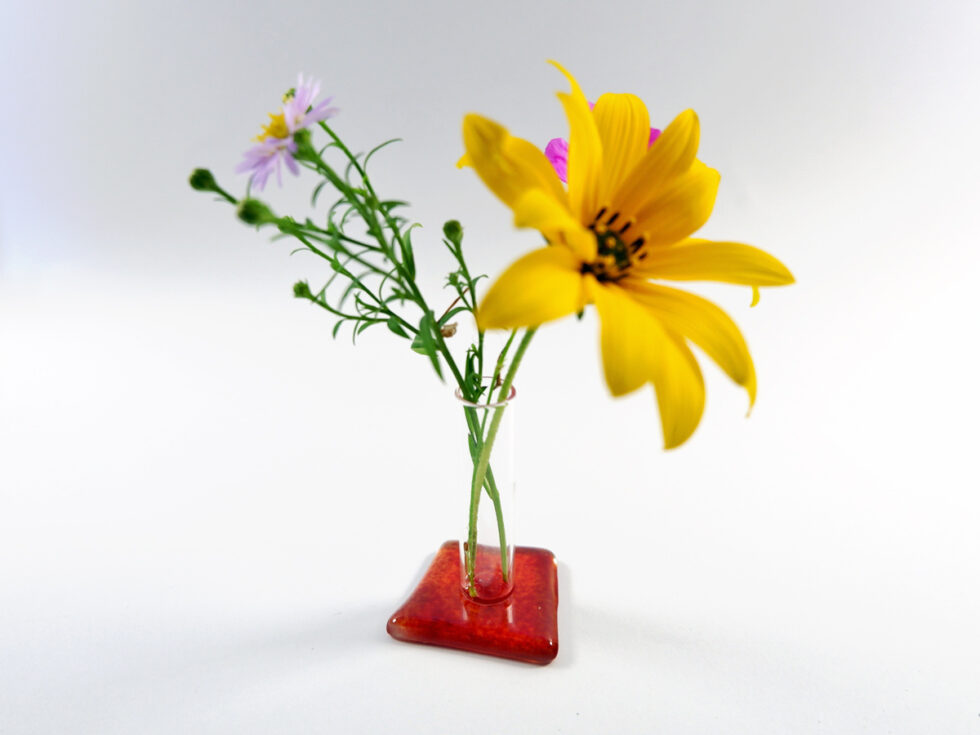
[455,382,517,603]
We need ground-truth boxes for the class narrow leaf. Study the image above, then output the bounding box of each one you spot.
[311,180,329,207]
[412,312,444,380]
[363,138,402,170]
[386,317,409,338]
[438,306,470,325]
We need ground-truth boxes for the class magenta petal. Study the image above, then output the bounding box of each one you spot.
[544,138,569,184]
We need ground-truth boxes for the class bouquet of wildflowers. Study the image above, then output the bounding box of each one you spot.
[191,64,792,602]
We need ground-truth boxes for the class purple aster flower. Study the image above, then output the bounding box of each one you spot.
[283,74,338,133]
[236,137,299,192]
[237,74,337,190]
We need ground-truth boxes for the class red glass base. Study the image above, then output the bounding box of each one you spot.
[386,540,559,665]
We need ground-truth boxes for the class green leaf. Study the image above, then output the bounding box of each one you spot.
[412,312,443,381]
[402,237,416,280]
[353,319,383,344]
[438,306,470,325]
[400,223,422,279]
[383,289,411,305]
[410,329,426,355]
[338,279,361,310]
[464,346,478,388]
[380,200,409,213]
[363,138,402,170]
[386,317,409,338]
[311,180,329,207]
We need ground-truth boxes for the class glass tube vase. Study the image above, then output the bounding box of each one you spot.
[456,381,517,602]
[386,380,558,664]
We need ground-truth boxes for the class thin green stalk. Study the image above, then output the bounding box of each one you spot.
[465,327,537,595]
[480,329,517,437]
[284,227,420,337]
[211,185,237,205]
[302,142,474,399]
[487,476,507,572]
[477,331,485,388]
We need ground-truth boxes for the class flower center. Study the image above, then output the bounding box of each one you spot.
[581,207,646,281]
[256,111,289,141]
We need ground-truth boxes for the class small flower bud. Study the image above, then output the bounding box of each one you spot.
[443,220,462,243]
[237,198,276,226]
[189,168,218,192]
[440,322,458,338]
[293,281,313,299]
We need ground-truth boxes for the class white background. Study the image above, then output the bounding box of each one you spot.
[2,0,979,732]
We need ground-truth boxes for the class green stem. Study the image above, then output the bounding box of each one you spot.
[487,476,507,573]
[212,185,237,205]
[477,331,485,388]
[464,327,537,596]
[478,462,507,577]
[301,142,474,398]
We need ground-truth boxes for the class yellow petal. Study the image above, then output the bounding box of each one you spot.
[593,93,650,204]
[588,280,705,448]
[632,161,720,247]
[512,190,597,260]
[622,281,757,408]
[462,114,567,209]
[655,333,706,449]
[631,238,796,286]
[613,108,700,215]
[477,246,586,330]
[588,279,665,396]
[549,61,603,223]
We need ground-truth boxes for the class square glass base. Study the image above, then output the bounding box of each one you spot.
[386,540,559,665]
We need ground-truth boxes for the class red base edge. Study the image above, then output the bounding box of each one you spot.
[386,540,559,665]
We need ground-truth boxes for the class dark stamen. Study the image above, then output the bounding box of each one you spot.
[637,252,647,260]
[594,206,607,222]
[606,212,619,226]
[617,221,631,234]
[630,238,645,253]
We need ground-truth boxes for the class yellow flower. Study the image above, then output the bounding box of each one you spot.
[461,62,794,449]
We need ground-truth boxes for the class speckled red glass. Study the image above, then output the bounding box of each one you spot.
[387,540,559,665]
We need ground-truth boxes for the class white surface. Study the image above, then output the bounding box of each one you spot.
[2,0,980,733]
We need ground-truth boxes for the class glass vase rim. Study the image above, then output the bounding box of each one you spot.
[453,379,517,409]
